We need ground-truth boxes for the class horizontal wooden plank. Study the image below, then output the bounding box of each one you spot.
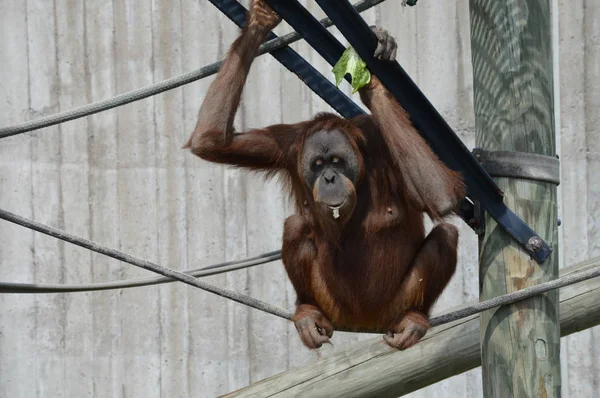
[223,257,600,398]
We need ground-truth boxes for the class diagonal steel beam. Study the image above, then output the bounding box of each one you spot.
[264,0,552,263]
[209,0,363,119]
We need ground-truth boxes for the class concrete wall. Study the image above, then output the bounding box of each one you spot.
[0,0,597,396]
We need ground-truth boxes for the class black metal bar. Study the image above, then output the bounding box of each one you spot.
[264,0,499,198]
[208,0,363,119]
[264,0,551,263]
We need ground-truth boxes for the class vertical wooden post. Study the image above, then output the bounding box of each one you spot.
[469,1,561,396]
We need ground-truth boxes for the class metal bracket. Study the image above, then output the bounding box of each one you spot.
[473,201,486,236]
[473,148,560,185]
[458,198,486,235]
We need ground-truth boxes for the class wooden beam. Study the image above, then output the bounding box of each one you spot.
[222,258,600,398]
[469,0,561,395]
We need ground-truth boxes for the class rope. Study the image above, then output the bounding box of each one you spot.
[2,206,599,334]
[0,0,387,139]
[0,251,281,293]
[429,259,600,327]
[0,208,292,320]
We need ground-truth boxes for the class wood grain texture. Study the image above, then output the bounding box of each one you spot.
[222,258,600,398]
[470,0,561,396]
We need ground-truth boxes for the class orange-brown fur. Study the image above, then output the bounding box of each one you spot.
[186,1,465,350]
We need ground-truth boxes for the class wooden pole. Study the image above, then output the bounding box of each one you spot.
[222,258,600,398]
[469,1,561,396]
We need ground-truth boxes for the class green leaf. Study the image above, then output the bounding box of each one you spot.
[332,46,371,93]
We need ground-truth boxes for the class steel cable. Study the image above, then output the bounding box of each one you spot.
[0,251,281,293]
[0,0,387,139]
[2,207,600,335]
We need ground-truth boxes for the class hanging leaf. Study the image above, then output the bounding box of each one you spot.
[332,46,371,93]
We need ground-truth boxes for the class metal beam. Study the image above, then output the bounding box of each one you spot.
[265,0,552,263]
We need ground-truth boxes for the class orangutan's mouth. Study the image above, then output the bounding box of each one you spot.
[327,199,347,219]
